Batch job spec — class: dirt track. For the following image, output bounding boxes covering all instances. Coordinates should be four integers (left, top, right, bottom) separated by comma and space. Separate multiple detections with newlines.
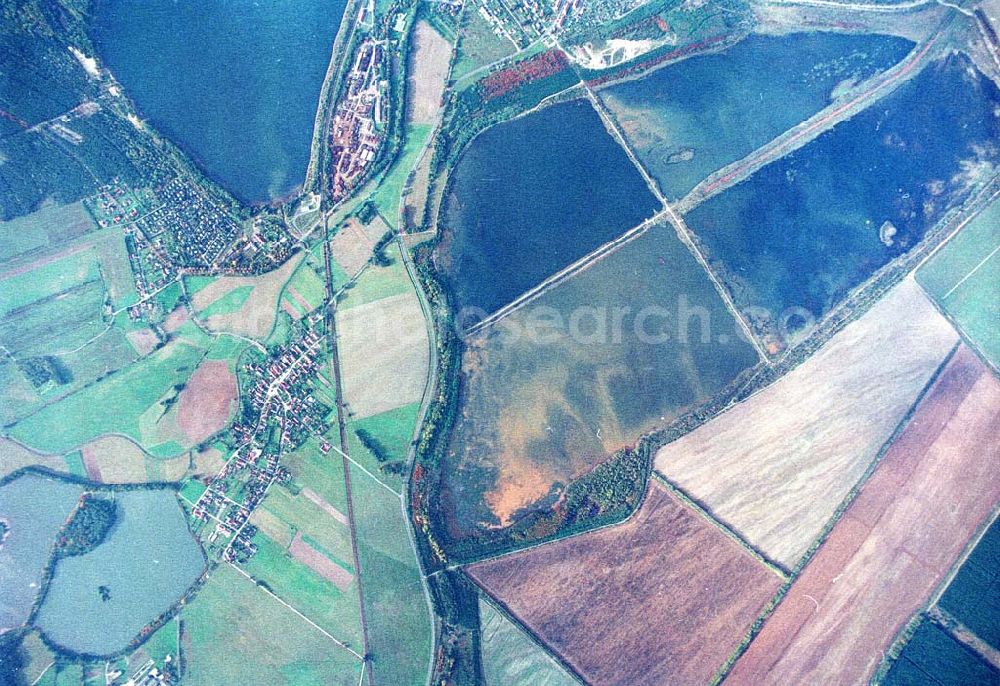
469, 482, 782, 686
728, 344, 1000, 684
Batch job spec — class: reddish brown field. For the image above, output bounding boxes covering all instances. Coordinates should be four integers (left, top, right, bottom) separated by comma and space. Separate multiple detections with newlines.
281, 297, 303, 320
468, 482, 783, 686
729, 344, 1000, 685
177, 361, 238, 444
289, 532, 354, 591
82, 450, 103, 482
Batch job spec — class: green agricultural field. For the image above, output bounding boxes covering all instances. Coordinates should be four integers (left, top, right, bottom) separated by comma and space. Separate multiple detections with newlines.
349, 462, 432, 686
266, 310, 294, 348
180, 565, 362, 686
256, 483, 355, 565
918, 199, 1000, 370
282, 437, 350, 512
198, 285, 254, 318
938, 517, 1000, 650
0, 279, 107, 357
451, 5, 518, 83
337, 243, 412, 310
0, 246, 101, 316
63, 450, 86, 478
202, 334, 248, 371
0, 320, 141, 427
371, 124, 434, 227
184, 275, 215, 295
308, 239, 350, 293
6, 630, 57, 686
9, 338, 208, 455
38, 662, 84, 686
132, 615, 180, 667
0, 201, 96, 264
282, 261, 327, 314
882, 618, 998, 685
0, 224, 139, 398
178, 478, 208, 506
93, 231, 139, 309
347, 401, 420, 492
479, 597, 579, 686
154, 281, 184, 317
242, 533, 363, 648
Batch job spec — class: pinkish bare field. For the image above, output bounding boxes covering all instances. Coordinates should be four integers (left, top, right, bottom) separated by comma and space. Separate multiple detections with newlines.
407, 21, 451, 124
729, 345, 1000, 684
177, 360, 238, 443
469, 482, 782, 685
336, 290, 428, 418
289, 532, 354, 591
656, 278, 957, 567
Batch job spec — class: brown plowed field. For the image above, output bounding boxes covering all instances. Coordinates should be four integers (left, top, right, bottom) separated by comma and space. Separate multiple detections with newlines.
177, 360, 238, 443
289, 532, 354, 592
729, 344, 1000, 685
468, 482, 782, 686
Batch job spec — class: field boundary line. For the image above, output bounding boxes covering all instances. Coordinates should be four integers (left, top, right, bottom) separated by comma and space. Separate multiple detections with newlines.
323, 220, 375, 685
912, 183, 1000, 377
650, 473, 789, 579
930, 606, 1000, 670
582, 86, 668, 208
708, 340, 962, 684
463, 209, 667, 337
473, 582, 590, 686
29, 661, 54, 686
874, 504, 1000, 683
659, 204, 769, 361
914, 185, 1000, 272
756, 169, 1000, 376
942, 242, 1000, 299
327, 440, 403, 499
677, 30, 944, 214
927, 505, 999, 608
228, 562, 365, 661
918, 282, 1000, 379
450, 36, 547, 89
572, 42, 768, 361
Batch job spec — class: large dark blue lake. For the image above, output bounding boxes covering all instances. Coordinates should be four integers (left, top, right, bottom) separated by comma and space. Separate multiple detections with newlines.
685, 55, 1000, 342
439, 99, 661, 316
600, 33, 915, 200
90, 0, 347, 203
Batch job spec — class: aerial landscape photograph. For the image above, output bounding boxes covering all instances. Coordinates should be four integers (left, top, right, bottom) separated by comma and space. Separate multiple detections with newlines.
0, 0, 997, 684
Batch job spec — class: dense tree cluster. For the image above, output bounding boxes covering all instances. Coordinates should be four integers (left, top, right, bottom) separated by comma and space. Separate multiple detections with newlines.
55, 494, 117, 558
